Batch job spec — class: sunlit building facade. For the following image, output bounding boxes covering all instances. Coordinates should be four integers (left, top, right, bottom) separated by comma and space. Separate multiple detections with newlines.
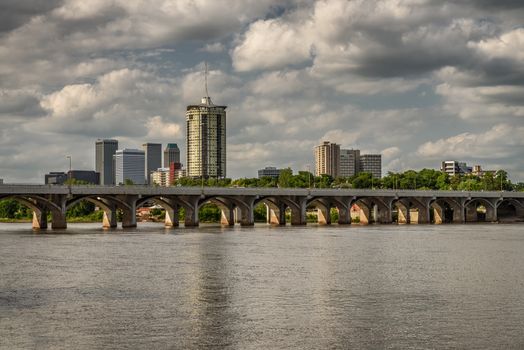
186, 96, 226, 179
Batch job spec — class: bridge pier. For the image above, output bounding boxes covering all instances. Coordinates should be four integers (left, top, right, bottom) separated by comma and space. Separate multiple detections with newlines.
267, 203, 286, 225
32, 209, 48, 230
220, 205, 235, 226
290, 198, 307, 225
376, 207, 392, 224
397, 202, 410, 224
337, 207, 351, 225
102, 208, 118, 229
164, 205, 179, 228
317, 205, 331, 225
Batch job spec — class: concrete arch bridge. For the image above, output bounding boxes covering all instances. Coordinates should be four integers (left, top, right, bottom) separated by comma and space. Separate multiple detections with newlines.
1, 185, 523, 230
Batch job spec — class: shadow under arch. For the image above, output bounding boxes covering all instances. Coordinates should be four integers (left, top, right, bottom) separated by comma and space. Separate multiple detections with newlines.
496, 198, 524, 222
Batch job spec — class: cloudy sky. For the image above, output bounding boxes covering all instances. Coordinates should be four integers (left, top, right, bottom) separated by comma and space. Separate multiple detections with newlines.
1, 0, 523, 182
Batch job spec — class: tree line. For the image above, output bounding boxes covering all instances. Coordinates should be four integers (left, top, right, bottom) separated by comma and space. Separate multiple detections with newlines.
174, 168, 522, 191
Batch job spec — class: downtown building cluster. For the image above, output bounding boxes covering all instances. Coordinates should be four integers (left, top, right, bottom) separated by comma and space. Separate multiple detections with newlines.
45, 93, 226, 186
315, 141, 382, 179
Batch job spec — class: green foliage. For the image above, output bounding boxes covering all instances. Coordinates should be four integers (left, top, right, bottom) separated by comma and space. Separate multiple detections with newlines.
199, 204, 221, 222
278, 168, 293, 188
174, 177, 232, 187
0, 199, 32, 219
66, 200, 95, 218
124, 178, 134, 185
254, 203, 267, 222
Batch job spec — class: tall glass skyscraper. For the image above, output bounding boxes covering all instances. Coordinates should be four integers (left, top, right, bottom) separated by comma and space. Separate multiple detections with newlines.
95, 139, 118, 185
186, 96, 226, 179
142, 143, 162, 184
115, 149, 146, 185
163, 143, 181, 168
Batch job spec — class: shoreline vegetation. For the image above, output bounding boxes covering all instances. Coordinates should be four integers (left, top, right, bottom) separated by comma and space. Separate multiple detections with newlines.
1, 169, 522, 223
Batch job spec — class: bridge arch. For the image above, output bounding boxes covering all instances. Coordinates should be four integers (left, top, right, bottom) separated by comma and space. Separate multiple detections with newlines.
496, 198, 524, 222
464, 198, 497, 222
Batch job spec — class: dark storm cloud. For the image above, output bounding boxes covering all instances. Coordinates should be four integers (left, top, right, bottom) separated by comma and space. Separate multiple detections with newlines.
442, 0, 524, 10
0, 0, 63, 33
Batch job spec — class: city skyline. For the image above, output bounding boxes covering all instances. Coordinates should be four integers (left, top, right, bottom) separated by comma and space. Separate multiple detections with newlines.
1, 1, 524, 183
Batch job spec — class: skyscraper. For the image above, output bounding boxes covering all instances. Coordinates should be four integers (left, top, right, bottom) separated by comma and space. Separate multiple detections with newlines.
186, 97, 226, 178
315, 141, 340, 177
163, 143, 181, 168
115, 149, 146, 185
143, 143, 162, 184
95, 139, 118, 185
339, 149, 360, 177
360, 154, 382, 178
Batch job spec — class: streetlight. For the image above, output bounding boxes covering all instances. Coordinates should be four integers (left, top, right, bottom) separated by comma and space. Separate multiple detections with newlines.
66, 155, 72, 195
306, 164, 311, 189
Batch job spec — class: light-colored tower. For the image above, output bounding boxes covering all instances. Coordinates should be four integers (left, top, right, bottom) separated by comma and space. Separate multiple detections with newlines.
186, 64, 226, 179
95, 139, 118, 185
142, 143, 162, 184
115, 149, 146, 185
315, 141, 340, 177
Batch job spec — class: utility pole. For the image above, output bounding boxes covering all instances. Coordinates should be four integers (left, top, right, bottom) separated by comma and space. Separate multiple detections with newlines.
66, 155, 72, 196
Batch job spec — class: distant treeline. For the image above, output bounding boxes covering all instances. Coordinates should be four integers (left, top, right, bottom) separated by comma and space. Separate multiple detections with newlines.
176, 168, 522, 192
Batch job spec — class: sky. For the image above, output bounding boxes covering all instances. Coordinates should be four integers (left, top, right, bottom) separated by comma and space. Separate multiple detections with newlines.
1, 0, 523, 183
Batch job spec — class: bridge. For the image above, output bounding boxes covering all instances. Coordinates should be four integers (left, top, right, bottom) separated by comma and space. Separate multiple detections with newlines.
0, 185, 523, 229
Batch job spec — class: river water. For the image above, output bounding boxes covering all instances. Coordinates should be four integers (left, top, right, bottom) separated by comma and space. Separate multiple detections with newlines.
0, 223, 523, 349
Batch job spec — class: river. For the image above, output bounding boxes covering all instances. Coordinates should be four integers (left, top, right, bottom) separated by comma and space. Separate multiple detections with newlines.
1, 223, 523, 349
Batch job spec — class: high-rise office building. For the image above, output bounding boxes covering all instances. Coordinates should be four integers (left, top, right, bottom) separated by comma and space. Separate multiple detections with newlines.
95, 139, 118, 185
339, 149, 360, 177
115, 149, 146, 185
186, 96, 226, 178
360, 154, 382, 178
315, 141, 340, 177
163, 143, 181, 168
143, 143, 162, 184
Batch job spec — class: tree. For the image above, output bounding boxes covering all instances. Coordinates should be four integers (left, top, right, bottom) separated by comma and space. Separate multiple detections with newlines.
278, 168, 293, 188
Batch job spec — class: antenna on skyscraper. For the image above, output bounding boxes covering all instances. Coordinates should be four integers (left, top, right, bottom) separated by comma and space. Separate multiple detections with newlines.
204, 61, 209, 98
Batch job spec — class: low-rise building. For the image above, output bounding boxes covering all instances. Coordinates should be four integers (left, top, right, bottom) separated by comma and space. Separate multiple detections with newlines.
441, 161, 472, 176
169, 162, 184, 184
151, 168, 170, 187
258, 167, 282, 179
45, 172, 67, 184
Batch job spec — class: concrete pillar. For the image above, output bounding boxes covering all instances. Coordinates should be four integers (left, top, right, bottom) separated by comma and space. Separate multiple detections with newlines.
376, 206, 392, 224
164, 205, 179, 228
51, 210, 67, 229
317, 205, 331, 225
220, 206, 235, 226
397, 203, 410, 224
102, 209, 117, 229
465, 205, 478, 222
291, 200, 307, 225
359, 205, 370, 225
184, 206, 199, 227
433, 204, 443, 224
337, 207, 351, 225
485, 203, 497, 222
452, 204, 465, 224
122, 201, 137, 228
32, 209, 47, 230
234, 207, 242, 224
412, 205, 430, 224
240, 203, 255, 226
267, 203, 285, 225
